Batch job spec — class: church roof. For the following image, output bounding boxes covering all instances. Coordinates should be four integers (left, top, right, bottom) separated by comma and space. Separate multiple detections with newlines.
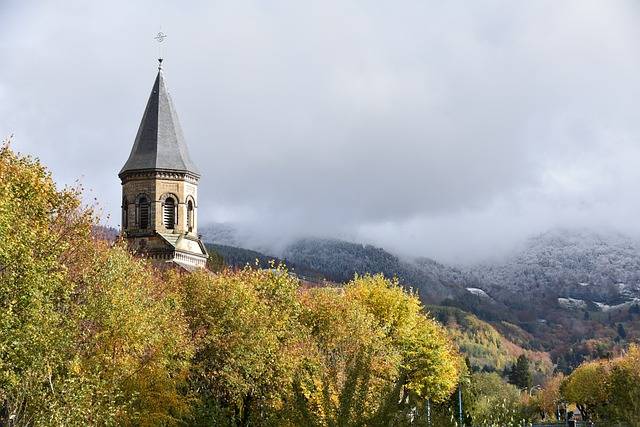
119, 65, 200, 178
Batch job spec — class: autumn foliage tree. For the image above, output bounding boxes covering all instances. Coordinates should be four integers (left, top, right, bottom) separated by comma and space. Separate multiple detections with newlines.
177, 265, 306, 426
536, 372, 564, 420
605, 344, 640, 425
66, 246, 193, 426
178, 271, 462, 426
292, 275, 461, 426
0, 142, 191, 426
0, 141, 93, 425
561, 344, 640, 425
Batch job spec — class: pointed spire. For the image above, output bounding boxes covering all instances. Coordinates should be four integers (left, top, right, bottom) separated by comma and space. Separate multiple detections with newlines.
119, 66, 200, 178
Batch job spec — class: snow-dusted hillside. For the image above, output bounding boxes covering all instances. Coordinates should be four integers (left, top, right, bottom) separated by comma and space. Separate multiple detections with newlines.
470, 228, 640, 306
199, 223, 243, 247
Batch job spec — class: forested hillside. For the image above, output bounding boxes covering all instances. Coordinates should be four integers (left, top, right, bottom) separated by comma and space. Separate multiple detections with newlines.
282, 238, 465, 302
427, 305, 553, 378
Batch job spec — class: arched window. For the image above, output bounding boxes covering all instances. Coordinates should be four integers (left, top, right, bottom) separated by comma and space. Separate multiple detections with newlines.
187, 200, 194, 232
164, 197, 175, 229
138, 197, 149, 229
122, 197, 128, 229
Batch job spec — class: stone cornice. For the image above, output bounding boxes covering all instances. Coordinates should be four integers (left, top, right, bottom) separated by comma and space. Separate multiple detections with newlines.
119, 168, 200, 184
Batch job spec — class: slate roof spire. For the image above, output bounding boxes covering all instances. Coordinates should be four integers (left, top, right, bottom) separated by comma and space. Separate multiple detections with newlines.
119, 62, 200, 179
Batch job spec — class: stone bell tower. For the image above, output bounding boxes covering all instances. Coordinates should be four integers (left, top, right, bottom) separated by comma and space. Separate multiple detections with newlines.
119, 59, 208, 269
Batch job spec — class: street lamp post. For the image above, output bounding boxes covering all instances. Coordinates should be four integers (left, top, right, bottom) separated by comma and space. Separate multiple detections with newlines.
520, 385, 541, 396
530, 385, 541, 397
458, 387, 463, 427
458, 375, 471, 427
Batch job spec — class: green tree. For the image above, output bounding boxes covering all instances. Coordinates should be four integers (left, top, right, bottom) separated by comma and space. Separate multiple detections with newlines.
470, 372, 523, 426
205, 249, 226, 272
508, 354, 532, 389
556, 355, 569, 375
617, 322, 627, 338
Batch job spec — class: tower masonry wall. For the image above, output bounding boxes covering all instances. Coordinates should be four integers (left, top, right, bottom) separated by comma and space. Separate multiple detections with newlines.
121, 174, 199, 236
154, 178, 198, 235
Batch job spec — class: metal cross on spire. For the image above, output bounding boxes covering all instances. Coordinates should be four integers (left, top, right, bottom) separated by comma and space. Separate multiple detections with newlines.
154, 30, 167, 68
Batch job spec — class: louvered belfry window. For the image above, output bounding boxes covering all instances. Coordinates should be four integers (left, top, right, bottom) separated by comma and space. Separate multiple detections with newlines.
139, 197, 149, 229
122, 197, 128, 229
187, 200, 194, 231
164, 198, 175, 229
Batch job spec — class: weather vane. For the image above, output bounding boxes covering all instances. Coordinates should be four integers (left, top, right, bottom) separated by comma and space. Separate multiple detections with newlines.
154, 30, 167, 67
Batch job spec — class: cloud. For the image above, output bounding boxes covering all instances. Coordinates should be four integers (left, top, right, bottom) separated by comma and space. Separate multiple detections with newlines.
2, 0, 640, 262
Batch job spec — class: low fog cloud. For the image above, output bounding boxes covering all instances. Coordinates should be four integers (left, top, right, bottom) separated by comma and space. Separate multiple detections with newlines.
2, 0, 640, 262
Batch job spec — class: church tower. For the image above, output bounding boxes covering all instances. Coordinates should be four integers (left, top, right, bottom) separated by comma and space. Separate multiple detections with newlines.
119, 60, 208, 269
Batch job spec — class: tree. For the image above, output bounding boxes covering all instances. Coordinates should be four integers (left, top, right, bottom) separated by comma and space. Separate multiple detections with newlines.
293, 283, 395, 426
555, 355, 569, 375
348, 275, 462, 401
0, 142, 192, 426
64, 245, 193, 426
560, 360, 608, 422
0, 141, 93, 426
561, 346, 640, 425
508, 354, 532, 389
179, 264, 305, 426
617, 323, 627, 338
536, 373, 564, 420
603, 344, 640, 426
205, 249, 225, 272
470, 372, 522, 426
292, 274, 461, 426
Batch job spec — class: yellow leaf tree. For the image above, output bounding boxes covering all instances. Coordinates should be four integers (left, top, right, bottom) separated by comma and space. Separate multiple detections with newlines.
0, 142, 192, 426
293, 274, 461, 426
179, 265, 306, 426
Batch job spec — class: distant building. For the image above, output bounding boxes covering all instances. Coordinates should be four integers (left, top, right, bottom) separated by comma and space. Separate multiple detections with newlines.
118, 59, 208, 270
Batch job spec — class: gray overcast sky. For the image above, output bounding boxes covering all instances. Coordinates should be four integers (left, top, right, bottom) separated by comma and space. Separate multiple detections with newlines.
2, 0, 640, 263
